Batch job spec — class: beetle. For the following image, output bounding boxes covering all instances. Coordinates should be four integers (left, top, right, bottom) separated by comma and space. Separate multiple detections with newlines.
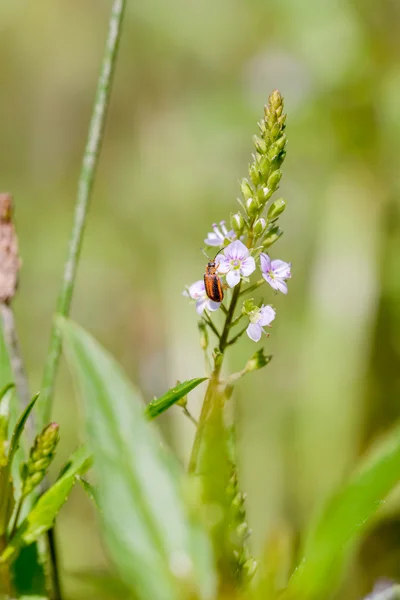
204, 249, 224, 302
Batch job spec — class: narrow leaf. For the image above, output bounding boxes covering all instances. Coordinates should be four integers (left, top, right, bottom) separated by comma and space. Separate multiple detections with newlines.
58, 317, 216, 600
8, 393, 39, 467
286, 424, 400, 600
0, 445, 91, 563
146, 378, 207, 419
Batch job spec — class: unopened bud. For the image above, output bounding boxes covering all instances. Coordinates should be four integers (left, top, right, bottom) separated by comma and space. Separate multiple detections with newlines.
267, 169, 282, 191
240, 179, 253, 200
258, 155, 270, 179
242, 298, 255, 314
230, 212, 244, 236
197, 320, 208, 351
243, 558, 258, 580
263, 225, 283, 248
21, 422, 60, 497
267, 198, 286, 220
253, 218, 267, 237
253, 136, 267, 154
245, 197, 259, 217
249, 163, 261, 186
245, 348, 272, 373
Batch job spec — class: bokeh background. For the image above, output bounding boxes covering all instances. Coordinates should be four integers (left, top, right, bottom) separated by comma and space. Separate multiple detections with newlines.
1, 0, 400, 598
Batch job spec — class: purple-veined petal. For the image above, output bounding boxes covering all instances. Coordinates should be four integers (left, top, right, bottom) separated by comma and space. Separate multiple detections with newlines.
195, 297, 208, 314
240, 255, 256, 276
224, 240, 248, 261
226, 269, 241, 287
262, 272, 279, 291
189, 280, 206, 299
271, 259, 291, 279
260, 253, 272, 274
207, 299, 221, 312
259, 305, 276, 326
274, 278, 288, 294
247, 323, 262, 342
216, 256, 230, 274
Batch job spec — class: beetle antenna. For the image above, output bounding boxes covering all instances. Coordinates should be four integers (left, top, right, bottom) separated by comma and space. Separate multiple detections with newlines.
201, 248, 210, 259
212, 248, 224, 261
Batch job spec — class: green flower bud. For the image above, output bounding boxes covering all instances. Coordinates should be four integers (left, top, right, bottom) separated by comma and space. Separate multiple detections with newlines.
253, 217, 267, 237
245, 348, 272, 373
267, 169, 282, 192
258, 155, 270, 179
242, 298, 256, 314
245, 196, 259, 217
263, 225, 283, 248
242, 558, 258, 580
267, 198, 286, 220
249, 163, 261, 186
253, 135, 267, 154
240, 179, 253, 200
21, 422, 60, 497
197, 321, 208, 351
230, 212, 244, 236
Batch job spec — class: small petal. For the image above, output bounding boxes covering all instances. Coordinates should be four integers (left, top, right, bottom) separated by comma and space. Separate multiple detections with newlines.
247, 323, 262, 342
195, 297, 207, 314
226, 269, 241, 287
274, 279, 288, 294
260, 253, 271, 274
224, 240, 248, 261
216, 256, 230, 274
240, 255, 256, 276
204, 233, 223, 246
271, 259, 291, 279
207, 300, 221, 312
189, 280, 206, 299
259, 305, 276, 326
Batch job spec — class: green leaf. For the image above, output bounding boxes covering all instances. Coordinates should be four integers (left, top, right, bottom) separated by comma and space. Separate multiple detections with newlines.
0, 445, 91, 564
146, 378, 207, 419
8, 393, 39, 468
58, 316, 216, 600
0, 384, 15, 466
285, 424, 400, 600
76, 476, 100, 510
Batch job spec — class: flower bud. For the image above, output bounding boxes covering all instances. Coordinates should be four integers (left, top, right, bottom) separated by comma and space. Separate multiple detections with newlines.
230, 212, 244, 236
267, 169, 282, 192
267, 198, 286, 220
249, 163, 261, 186
245, 348, 272, 373
253, 135, 266, 154
242, 298, 255, 314
21, 422, 60, 497
242, 558, 258, 580
245, 196, 259, 217
253, 217, 267, 237
258, 155, 270, 179
240, 179, 253, 200
263, 225, 283, 248
197, 320, 208, 351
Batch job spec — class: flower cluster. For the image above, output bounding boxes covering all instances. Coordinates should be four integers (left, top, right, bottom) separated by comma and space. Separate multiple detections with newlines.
184, 90, 291, 344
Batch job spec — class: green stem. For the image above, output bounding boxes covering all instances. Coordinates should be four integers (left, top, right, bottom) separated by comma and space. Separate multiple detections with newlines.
202, 313, 220, 339
9, 495, 24, 539
38, 0, 126, 428
188, 284, 241, 474
239, 278, 264, 296
0, 534, 13, 597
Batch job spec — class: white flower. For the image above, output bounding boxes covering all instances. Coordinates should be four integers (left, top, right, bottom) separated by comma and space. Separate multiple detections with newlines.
217, 240, 256, 287
204, 220, 236, 247
184, 280, 221, 315
246, 305, 276, 342
260, 253, 291, 294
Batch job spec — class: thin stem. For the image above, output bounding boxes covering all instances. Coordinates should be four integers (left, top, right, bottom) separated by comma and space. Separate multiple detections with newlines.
226, 324, 248, 346
10, 495, 24, 539
202, 313, 220, 339
239, 278, 264, 296
38, 0, 126, 428
182, 407, 198, 427
188, 284, 241, 474
0, 303, 34, 441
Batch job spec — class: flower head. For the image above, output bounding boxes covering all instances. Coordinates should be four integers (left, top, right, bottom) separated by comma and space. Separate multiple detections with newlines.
184, 280, 221, 315
260, 253, 291, 294
217, 240, 256, 287
246, 305, 276, 342
204, 220, 236, 247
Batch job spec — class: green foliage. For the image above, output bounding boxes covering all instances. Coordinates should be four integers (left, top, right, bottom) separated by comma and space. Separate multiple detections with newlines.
58, 316, 217, 600
0, 445, 91, 564
146, 378, 207, 419
285, 424, 400, 600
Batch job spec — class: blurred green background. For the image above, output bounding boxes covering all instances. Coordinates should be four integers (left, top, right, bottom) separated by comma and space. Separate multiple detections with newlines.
1, 0, 400, 598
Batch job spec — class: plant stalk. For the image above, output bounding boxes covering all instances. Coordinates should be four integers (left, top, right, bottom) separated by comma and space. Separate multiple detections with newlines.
39, 0, 126, 428
188, 284, 241, 474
